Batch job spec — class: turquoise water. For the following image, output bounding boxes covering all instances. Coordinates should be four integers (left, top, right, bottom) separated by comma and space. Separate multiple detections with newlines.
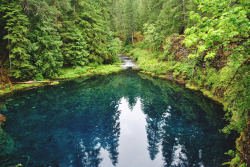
0, 69, 234, 167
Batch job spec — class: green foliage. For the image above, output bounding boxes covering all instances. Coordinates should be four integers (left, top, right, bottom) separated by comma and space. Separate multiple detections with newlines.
223, 64, 249, 133
139, 59, 168, 75
60, 20, 89, 66
34, 73, 44, 81
3, 2, 34, 80
90, 65, 122, 74
185, 0, 250, 62
75, 0, 113, 64
156, 0, 197, 35
162, 37, 172, 60
58, 67, 88, 79
134, 41, 149, 50
222, 150, 247, 167
204, 68, 219, 87
30, 20, 63, 78
121, 45, 133, 54
143, 23, 164, 51
0, 0, 121, 80
124, 0, 138, 44
73, 66, 89, 75
129, 48, 169, 74
129, 48, 152, 59
107, 37, 122, 63
57, 65, 121, 79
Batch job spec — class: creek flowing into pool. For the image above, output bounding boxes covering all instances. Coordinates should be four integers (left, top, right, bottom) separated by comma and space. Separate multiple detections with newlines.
0, 55, 234, 167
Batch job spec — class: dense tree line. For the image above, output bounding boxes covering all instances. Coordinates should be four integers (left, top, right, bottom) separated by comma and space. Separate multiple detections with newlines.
110, 0, 198, 44
110, 0, 249, 166
0, 0, 249, 165
0, 0, 120, 80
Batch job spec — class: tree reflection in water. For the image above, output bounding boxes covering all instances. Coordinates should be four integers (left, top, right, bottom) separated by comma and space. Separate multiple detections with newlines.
0, 69, 234, 166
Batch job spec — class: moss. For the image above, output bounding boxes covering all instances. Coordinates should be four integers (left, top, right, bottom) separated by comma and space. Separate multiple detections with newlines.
0, 83, 44, 97
235, 121, 250, 165
50, 82, 60, 86
0, 65, 123, 97
13, 83, 42, 90
186, 83, 199, 91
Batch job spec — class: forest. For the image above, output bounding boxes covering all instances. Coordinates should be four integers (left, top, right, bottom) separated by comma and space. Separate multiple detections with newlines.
0, 0, 249, 166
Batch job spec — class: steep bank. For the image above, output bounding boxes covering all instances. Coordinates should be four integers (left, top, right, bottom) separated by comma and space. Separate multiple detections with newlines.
125, 35, 249, 166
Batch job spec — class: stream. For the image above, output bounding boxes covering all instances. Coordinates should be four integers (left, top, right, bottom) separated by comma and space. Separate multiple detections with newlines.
0, 55, 234, 167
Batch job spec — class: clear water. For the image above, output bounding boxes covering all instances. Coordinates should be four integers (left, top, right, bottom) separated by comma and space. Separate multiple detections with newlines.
0, 69, 234, 167
118, 54, 138, 69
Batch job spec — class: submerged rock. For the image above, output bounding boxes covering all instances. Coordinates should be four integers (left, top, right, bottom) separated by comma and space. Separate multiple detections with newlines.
0, 114, 6, 126
0, 127, 14, 158
0, 103, 7, 112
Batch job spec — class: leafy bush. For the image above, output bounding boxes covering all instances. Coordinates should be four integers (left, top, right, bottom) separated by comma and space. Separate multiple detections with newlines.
139, 58, 168, 74
121, 45, 133, 53
133, 41, 149, 50
129, 48, 151, 60
143, 23, 164, 51
107, 37, 122, 63
74, 66, 89, 75
162, 37, 172, 60
88, 63, 100, 68
222, 150, 247, 167
34, 73, 44, 81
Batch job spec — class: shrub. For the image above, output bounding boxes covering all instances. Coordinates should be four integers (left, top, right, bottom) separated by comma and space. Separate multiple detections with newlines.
74, 66, 89, 75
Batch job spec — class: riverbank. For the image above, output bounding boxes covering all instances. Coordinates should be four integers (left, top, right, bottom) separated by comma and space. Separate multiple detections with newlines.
139, 70, 226, 105
123, 41, 249, 166
0, 64, 123, 97
0, 64, 123, 155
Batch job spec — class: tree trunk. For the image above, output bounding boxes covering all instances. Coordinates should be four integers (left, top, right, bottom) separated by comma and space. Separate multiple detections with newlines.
8, 31, 11, 68
132, 31, 134, 44
74, 3, 76, 26
182, 0, 187, 32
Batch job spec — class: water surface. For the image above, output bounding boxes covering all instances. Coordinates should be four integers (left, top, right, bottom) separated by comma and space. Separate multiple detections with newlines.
0, 69, 234, 167
118, 54, 138, 69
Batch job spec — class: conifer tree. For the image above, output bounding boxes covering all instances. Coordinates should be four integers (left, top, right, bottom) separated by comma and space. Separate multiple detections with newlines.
157, 0, 187, 35
124, 0, 137, 44
31, 20, 63, 79
3, 2, 34, 80
75, 0, 112, 64
60, 20, 89, 66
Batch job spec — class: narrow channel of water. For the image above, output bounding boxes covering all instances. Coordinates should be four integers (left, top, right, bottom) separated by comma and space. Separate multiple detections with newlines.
118, 54, 138, 69
0, 56, 234, 167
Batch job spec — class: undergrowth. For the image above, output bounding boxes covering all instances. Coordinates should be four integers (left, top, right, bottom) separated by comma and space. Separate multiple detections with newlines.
125, 33, 249, 166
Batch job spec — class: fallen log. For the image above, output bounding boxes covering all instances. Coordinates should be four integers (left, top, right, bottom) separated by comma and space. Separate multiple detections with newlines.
12, 80, 60, 84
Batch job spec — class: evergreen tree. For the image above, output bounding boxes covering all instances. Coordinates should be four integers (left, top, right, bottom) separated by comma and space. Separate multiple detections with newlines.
3, 2, 34, 80
124, 0, 137, 44
60, 20, 89, 66
110, 0, 125, 34
156, 0, 195, 35
75, 0, 112, 64
30, 20, 63, 79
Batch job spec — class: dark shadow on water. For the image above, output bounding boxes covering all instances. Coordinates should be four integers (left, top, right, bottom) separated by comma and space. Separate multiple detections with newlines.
0, 69, 235, 167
